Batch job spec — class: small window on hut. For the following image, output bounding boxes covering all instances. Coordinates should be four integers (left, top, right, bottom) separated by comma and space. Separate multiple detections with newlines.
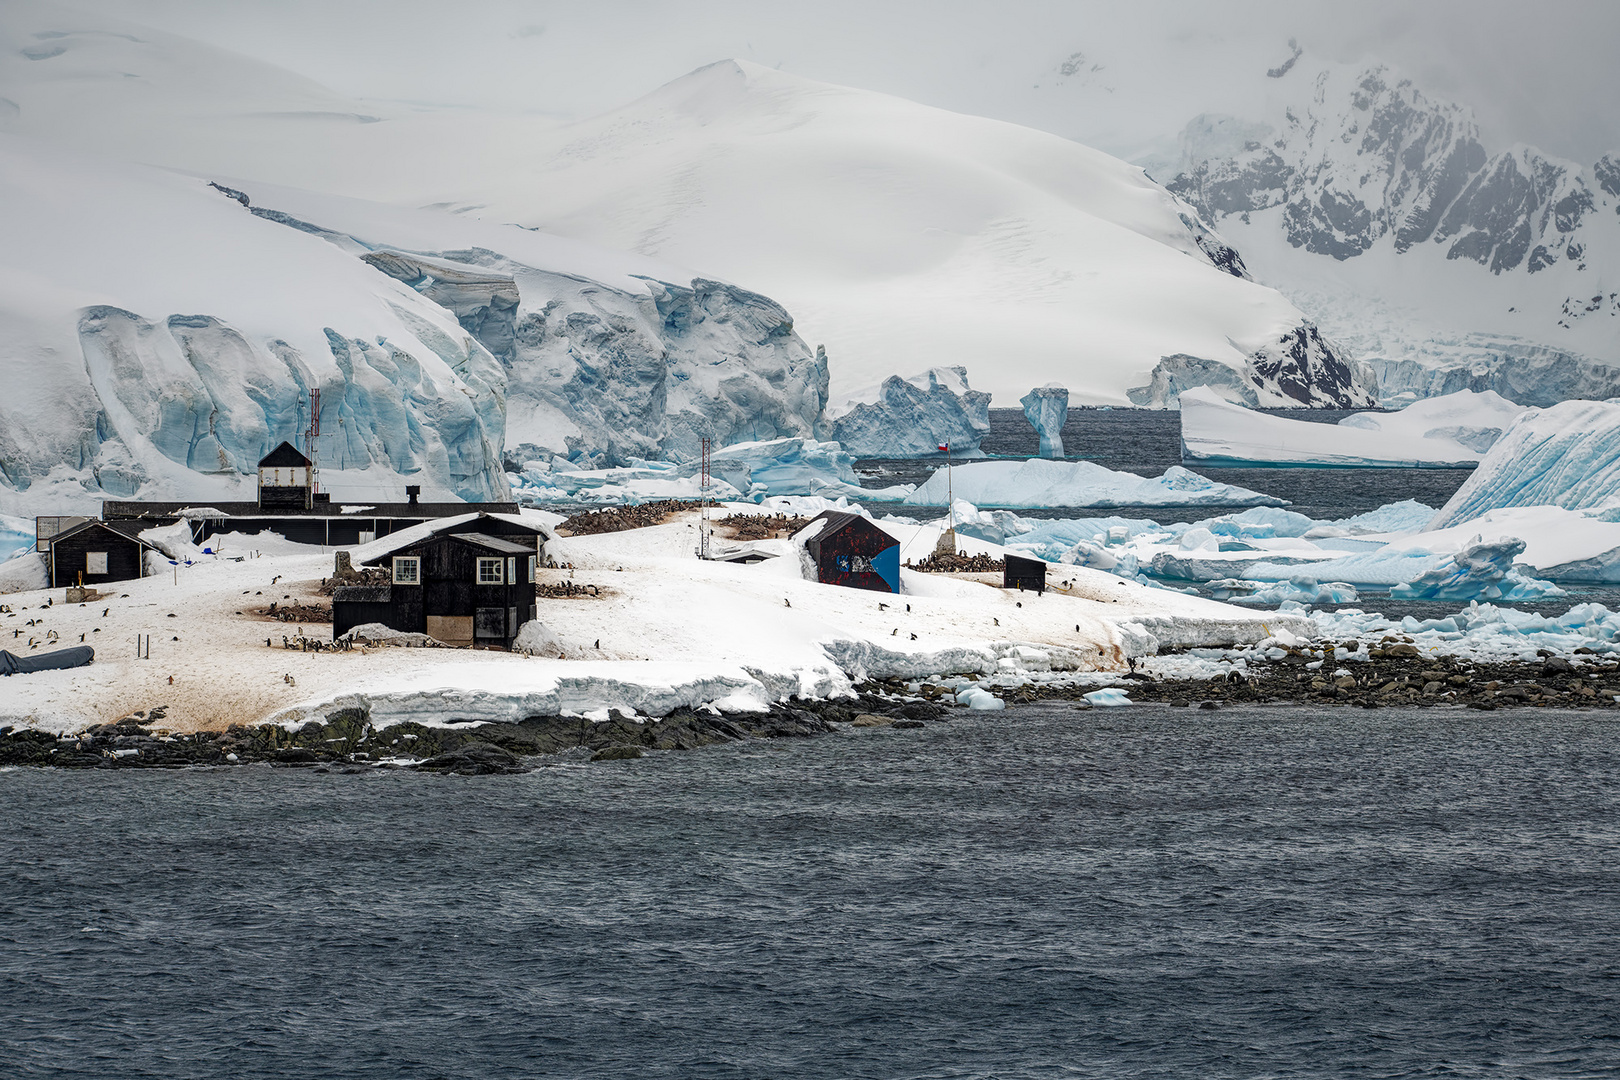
528, 555, 537, 584
477, 557, 504, 585
86, 551, 108, 575
392, 556, 420, 585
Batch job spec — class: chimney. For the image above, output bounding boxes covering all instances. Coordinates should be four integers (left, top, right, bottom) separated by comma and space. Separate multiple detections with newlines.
406, 485, 421, 506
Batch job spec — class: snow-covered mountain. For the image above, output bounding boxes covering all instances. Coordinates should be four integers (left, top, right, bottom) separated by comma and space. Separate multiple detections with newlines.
410, 59, 1371, 408
1148, 56, 1620, 404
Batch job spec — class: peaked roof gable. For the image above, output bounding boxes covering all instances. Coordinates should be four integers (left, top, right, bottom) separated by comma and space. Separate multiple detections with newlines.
258, 441, 312, 469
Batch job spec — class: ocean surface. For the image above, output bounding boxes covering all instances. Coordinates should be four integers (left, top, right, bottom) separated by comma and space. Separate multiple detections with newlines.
855, 407, 1474, 521
5, 704, 1620, 1078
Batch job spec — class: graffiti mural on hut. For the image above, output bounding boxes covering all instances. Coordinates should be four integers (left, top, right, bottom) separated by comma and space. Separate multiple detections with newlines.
798, 511, 901, 593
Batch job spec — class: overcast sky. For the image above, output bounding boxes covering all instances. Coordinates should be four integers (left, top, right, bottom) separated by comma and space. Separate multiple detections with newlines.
69, 0, 1620, 163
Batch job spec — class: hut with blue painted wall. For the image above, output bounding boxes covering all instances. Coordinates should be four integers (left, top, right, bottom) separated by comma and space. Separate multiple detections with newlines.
797, 511, 900, 593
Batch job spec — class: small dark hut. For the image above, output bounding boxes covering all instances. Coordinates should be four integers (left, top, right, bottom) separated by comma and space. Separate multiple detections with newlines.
799, 511, 900, 593
333, 517, 551, 648
1003, 553, 1047, 595
46, 520, 159, 589
257, 441, 313, 511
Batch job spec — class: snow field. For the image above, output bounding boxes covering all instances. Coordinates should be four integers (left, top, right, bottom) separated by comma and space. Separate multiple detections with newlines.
0, 506, 1296, 733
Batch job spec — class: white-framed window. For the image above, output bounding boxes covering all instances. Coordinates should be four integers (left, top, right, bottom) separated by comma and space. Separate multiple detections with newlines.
86, 551, 108, 575
392, 556, 420, 585
528, 555, 537, 584
477, 557, 504, 584
506, 557, 516, 585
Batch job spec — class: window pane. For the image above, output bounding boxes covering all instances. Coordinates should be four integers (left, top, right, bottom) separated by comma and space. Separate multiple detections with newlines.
86, 552, 108, 575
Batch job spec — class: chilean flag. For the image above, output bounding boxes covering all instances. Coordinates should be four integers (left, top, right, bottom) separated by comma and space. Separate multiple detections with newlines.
937, 441, 949, 452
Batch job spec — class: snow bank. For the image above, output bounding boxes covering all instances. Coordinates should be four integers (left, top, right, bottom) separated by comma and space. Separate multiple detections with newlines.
904, 459, 1286, 508
1179, 387, 1526, 467
1432, 399, 1620, 527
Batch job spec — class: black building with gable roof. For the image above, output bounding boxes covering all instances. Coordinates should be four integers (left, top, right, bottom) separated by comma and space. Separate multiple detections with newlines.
798, 511, 901, 593
46, 520, 161, 589
331, 516, 551, 649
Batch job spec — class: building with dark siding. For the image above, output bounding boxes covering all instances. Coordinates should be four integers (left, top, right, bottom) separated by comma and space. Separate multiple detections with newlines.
332, 515, 552, 649
46, 520, 160, 589
798, 511, 901, 593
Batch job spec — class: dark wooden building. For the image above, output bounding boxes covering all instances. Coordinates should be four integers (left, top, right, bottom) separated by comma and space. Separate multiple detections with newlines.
332, 517, 551, 649
46, 520, 160, 589
799, 511, 900, 593
1003, 553, 1047, 594
258, 441, 314, 511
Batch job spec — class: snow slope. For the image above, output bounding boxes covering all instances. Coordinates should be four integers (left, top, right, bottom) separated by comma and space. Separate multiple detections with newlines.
1180, 387, 1528, 467
409, 60, 1371, 407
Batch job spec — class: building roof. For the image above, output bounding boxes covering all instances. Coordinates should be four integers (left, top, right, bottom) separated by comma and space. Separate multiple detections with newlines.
333, 585, 393, 603
445, 533, 537, 555
355, 512, 554, 565
258, 441, 312, 469
51, 519, 160, 549
796, 510, 894, 545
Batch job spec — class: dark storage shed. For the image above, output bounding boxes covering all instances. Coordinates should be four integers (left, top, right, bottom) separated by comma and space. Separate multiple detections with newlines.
47, 520, 158, 589
337, 524, 545, 649
258, 441, 313, 511
1003, 553, 1047, 594
799, 511, 900, 593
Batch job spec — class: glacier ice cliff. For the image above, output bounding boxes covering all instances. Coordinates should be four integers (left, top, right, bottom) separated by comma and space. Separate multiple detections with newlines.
826, 368, 991, 458
1020, 386, 1068, 458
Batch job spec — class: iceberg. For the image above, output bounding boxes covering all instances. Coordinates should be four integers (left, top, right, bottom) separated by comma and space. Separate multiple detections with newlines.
1388, 537, 1565, 602
1020, 386, 1069, 458
904, 459, 1287, 509
1311, 603, 1620, 662
1179, 387, 1528, 467
1209, 577, 1359, 606
1431, 399, 1620, 527
826, 368, 991, 458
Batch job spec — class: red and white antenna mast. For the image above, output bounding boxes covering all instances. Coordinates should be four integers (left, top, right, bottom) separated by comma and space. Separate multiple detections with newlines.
303, 387, 321, 508
697, 436, 712, 560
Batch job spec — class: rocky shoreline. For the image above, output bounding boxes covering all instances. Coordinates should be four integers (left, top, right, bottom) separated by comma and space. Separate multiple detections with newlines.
3, 648, 1616, 775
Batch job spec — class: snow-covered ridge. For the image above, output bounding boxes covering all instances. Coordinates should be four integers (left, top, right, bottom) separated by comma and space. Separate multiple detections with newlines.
1151, 57, 1620, 404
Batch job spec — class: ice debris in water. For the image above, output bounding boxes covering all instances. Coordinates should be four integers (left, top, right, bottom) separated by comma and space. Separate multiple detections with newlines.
1209, 576, 1358, 606
1083, 687, 1133, 707
1309, 602, 1620, 661
956, 686, 1006, 711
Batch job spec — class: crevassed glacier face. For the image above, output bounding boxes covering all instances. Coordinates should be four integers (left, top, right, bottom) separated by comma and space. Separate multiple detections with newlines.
358, 248, 829, 469
826, 367, 991, 458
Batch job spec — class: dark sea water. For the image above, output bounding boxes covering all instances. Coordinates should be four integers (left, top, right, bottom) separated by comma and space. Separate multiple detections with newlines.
856, 408, 1473, 521
5, 704, 1620, 1079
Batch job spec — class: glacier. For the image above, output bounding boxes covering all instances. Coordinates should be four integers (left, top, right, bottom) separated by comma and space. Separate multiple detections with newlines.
826, 368, 991, 458
0, 136, 832, 515
1020, 386, 1069, 458
1180, 387, 1527, 467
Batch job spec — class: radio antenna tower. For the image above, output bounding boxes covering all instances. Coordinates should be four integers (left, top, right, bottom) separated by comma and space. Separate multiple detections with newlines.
696, 437, 709, 563
302, 387, 321, 509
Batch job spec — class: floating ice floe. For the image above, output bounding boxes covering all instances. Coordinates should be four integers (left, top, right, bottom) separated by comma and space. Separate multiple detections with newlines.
1432, 399, 1620, 527
1179, 387, 1527, 467
905, 460, 1286, 509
